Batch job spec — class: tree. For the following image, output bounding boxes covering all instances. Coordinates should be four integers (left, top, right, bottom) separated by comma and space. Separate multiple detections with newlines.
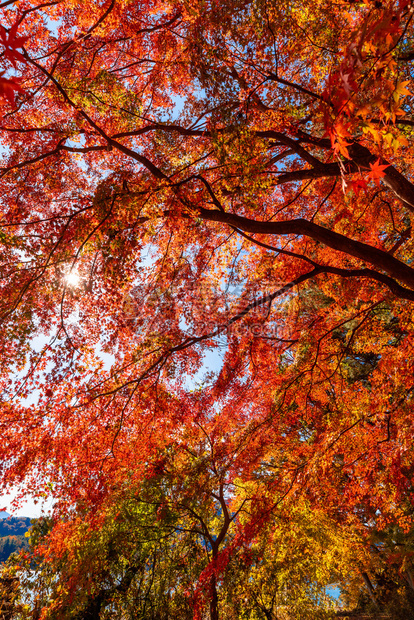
0, 0, 414, 616
1, 447, 355, 620
0, 565, 26, 620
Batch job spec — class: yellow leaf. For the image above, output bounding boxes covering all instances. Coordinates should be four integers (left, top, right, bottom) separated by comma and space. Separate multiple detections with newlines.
393, 80, 412, 102
393, 134, 409, 148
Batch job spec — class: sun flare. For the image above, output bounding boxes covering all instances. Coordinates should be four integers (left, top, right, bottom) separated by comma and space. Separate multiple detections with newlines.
65, 271, 80, 287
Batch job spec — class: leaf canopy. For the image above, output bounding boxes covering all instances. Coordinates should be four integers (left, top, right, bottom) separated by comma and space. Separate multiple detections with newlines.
1, 0, 414, 616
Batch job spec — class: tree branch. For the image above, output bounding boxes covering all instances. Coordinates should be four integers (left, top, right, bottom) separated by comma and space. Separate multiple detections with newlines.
196, 207, 414, 289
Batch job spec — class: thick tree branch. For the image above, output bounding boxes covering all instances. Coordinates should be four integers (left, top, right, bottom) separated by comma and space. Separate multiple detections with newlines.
196, 208, 414, 289
348, 143, 414, 212
230, 226, 414, 300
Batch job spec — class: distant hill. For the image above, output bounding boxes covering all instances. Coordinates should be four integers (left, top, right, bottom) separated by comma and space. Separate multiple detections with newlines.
0, 535, 28, 562
0, 517, 31, 537
0, 511, 10, 518
0, 517, 32, 563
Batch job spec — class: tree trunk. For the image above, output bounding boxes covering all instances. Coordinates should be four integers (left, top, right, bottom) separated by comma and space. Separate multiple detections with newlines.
210, 574, 219, 620
406, 567, 414, 593
361, 572, 380, 609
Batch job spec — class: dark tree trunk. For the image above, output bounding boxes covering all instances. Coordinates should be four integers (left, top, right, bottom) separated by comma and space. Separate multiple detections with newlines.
210, 574, 219, 620
361, 571, 380, 610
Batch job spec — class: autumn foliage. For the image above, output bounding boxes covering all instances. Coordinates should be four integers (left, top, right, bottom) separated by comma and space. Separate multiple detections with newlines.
1, 0, 414, 617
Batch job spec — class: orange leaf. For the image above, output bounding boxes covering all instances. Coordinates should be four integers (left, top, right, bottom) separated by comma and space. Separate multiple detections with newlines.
367, 159, 389, 186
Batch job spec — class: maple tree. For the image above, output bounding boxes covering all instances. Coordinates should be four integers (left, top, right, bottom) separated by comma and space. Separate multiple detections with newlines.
1, 0, 414, 616
0, 479, 363, 620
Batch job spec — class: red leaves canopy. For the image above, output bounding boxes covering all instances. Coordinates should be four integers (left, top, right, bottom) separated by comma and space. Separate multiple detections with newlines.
0, 0, 414, 609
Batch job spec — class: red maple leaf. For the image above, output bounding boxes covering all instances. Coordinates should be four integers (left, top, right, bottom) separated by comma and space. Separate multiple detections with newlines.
349, 177, 368, 196
0, 20, 28, 67
0, 74, 24, 104
367, 159, 389, 186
